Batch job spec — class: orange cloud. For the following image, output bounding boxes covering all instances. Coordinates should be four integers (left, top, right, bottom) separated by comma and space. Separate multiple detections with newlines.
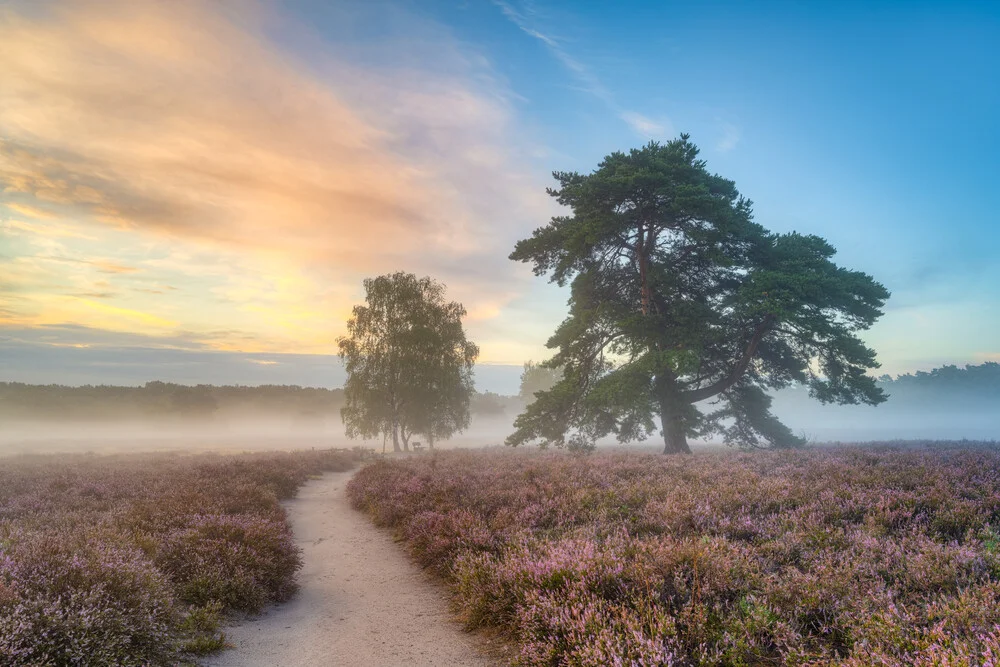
3, 218, 98, 240
0, 2, 548, 267
0, 0, 557, 360
3, 203, 56, 219
92, 260, 139, 274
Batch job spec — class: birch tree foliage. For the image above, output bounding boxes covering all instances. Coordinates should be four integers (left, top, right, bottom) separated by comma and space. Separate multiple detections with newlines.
338, 273, 478, 452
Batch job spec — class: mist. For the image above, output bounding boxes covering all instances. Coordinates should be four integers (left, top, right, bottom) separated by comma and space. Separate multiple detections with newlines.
0, 382, 525, 457
770, 389, 1000, 442
3, 391, 996, 460
0, 413, 521, 458
3, 361, 998, 458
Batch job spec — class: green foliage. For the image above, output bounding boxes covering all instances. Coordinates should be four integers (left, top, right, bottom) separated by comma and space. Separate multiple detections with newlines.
507, 136, 889, 452
883, 362, 1000, 400
179, 602, 230, 655
182, 632, 230, 656
154, 513, 302, 612
471, 391, 514, 417
518, 360, 563, 403
338, 272, 479, 451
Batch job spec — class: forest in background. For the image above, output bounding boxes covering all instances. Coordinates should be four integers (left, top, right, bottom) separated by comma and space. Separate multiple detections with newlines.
0, 380, 518, 422
1, 362, 997, 438
772, 362, 1000, 441
877, 362, 1000, 401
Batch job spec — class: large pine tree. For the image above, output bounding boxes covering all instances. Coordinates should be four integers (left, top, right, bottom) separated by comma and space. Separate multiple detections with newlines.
507, 136, 889, 453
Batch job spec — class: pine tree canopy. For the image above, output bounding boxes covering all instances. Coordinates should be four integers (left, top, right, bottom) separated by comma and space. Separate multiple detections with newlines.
506, 135, 890, 453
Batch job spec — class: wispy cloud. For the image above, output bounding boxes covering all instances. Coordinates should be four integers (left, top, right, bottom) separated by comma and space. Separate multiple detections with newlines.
492, 0, 670, 140
3, 203, 56, 219
0, 0, 554, 359
717, 121, 742, 152
26, 255, 138, 274
619, 111, 673, 139
0, 325, 526, 392
93, 261, 139, 274
492, 1, 612, 103
71, 291, 115, 299
3, 218, 98, 240
78, 299, 177, 330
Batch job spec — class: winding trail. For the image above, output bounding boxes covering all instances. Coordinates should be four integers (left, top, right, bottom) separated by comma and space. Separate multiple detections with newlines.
204, 470, 496, 667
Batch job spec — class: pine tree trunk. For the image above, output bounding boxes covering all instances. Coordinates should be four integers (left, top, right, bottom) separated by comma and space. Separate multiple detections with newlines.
428, 433, 435, 450
392, 422, 401, 453
660, 397, 692, 455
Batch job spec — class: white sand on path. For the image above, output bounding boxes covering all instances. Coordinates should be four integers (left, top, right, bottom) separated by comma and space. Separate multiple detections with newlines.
203, 470, 497, 667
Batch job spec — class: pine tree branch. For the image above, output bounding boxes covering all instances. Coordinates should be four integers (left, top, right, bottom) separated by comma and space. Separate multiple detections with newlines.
683, 314, 776, 402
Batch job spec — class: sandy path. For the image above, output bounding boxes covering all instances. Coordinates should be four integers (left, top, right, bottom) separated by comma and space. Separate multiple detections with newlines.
204, 471, 496, 667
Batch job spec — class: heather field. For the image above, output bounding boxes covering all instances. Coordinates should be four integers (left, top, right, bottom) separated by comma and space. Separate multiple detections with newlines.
0, 449, 356, 665
349, 444, 1000, 666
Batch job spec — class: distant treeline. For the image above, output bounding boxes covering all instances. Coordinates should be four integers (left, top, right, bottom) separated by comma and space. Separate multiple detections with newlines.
4, 363, 996, 423
878, 362, 1000, 402
0, 381, 522, 421
772, 362, 1000, 404
0, 382, 345, 420
772, 362, 1000, 442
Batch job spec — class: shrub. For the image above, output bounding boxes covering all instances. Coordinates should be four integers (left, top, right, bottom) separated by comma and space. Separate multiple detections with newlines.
155, 513, 302, 611
0, 533, 178, 666
0, 448, 355, 665
348, 444, 1000, 665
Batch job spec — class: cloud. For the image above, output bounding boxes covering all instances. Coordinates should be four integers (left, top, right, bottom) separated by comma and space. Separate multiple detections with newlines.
3, 203, 56, 219
493, 0, 612, 103
1, 3, 528, 261
493, 0, 669, 140
717, 122, 741, 152
2, 218, 98, 240
71, 292, 115, 299
78, 299, 177, 329
620, 112, 672, 139
0, 325, 525, 392
0, 0, 555, 359
30, 255, 140, 274
93, 260, 138, 274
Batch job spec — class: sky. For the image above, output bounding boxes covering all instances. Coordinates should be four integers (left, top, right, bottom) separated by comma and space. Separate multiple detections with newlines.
1, 0, 999, 394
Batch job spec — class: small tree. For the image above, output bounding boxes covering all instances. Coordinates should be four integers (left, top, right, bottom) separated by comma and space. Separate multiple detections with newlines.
338, 273, 479, 452
518, 361, 562, 404
507, 136, 889, 454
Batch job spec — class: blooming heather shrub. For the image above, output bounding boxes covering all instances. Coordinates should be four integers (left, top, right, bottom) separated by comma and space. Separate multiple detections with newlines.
348, 444, 1000, 665
0, 449, 355, 665
155, 513, 302, 611
0, 533, 177, 666
178, 600, 230, 655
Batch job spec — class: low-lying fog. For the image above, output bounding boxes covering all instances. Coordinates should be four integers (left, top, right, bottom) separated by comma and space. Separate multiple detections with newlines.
0, 414, 524, 457
3, 401, 997, 459
7, 362, 999, 457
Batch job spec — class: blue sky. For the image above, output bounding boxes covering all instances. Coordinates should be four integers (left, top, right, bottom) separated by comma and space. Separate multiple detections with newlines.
1, 0, 998, 392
